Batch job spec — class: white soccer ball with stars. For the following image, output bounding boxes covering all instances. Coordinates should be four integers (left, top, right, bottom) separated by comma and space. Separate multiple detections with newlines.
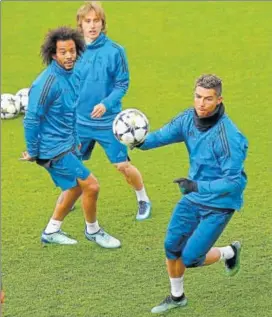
16, 88, 30, 113
113, 108, 149, 146
1, 93, 21, 119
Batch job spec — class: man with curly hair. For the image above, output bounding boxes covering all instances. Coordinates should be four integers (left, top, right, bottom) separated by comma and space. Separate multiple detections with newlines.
22, 26, 120, 248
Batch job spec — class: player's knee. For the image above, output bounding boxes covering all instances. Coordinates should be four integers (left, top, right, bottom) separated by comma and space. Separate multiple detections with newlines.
88, 182, 100, 195
85, 179, 100, 196
164, 237, 182, 259
182, 252, 204, 268
115, 162, 130, 174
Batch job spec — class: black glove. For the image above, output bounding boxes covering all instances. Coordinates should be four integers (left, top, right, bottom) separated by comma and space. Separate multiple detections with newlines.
129, 140, 145, 150
36, 158, 52, 168
173, 178, 198, 194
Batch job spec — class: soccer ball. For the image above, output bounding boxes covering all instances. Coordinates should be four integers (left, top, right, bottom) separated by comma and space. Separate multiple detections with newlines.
1, 94, 21, 119
113, 108, 149, 146
16, 88, 30, 113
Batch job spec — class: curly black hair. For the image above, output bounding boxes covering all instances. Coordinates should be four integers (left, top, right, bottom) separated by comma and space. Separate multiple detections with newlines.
40, 26, 85, 65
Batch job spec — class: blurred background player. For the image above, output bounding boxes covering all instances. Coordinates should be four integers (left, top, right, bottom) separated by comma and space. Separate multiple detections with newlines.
134, 74, 248, 313
22, 26, 120, 248
73, 1, 151, 220
0, 289, 4, 304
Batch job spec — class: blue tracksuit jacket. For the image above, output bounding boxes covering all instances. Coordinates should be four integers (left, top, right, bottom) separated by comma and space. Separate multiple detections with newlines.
24, 60, 79, 159
140, 108, 248, 210
75, 33, 129, 129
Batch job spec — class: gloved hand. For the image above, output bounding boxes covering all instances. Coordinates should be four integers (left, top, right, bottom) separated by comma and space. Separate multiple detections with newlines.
173, 178, 198, 194
129, 140, 145, 150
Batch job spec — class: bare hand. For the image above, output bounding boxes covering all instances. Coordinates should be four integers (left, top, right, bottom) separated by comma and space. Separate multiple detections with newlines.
19, 151, 35, 162
91, 103, 106, 118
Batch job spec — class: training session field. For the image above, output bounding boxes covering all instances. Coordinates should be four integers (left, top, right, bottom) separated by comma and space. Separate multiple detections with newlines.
1, 2, 271, 317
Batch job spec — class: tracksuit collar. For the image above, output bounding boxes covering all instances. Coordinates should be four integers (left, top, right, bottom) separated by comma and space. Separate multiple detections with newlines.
51, 60, 73, 76
193, 103, 225, 132
86, 32, 107, 49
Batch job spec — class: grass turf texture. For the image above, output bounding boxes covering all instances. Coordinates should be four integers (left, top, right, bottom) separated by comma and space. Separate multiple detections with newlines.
1, 2, 272, 317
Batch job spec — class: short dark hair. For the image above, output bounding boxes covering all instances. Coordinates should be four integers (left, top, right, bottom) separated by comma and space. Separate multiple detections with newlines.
40, 26, 85, 65
195, 74, 222, 96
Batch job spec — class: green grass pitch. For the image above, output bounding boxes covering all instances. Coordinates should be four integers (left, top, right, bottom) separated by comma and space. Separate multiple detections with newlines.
1, 1, 272, 317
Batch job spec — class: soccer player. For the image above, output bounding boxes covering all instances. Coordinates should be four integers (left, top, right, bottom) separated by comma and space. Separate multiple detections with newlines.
133, 74, 248, 313
22, 26, 120, 248
73, 1, 151, 220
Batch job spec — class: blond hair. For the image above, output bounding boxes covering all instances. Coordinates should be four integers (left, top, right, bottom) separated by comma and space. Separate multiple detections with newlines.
76, 1, 107, 34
